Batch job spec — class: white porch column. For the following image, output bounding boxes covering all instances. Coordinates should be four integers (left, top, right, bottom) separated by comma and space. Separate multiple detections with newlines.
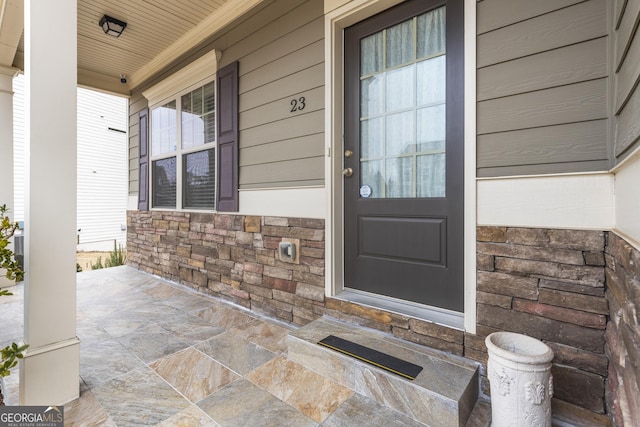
0, 67, 18, 289
20, 0, 80, 405
0, 67, 16, 219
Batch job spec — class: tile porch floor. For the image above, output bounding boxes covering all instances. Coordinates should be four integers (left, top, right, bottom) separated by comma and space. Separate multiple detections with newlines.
0, 266, 489, 426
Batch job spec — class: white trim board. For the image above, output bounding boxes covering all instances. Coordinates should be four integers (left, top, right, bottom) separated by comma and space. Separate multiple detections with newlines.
238, 187, 326, 219
477, 173, 615, 230
142, 50, 219, 107
129, 187, 327, 219
463, 0, 477, 334
614, 152, 640, 249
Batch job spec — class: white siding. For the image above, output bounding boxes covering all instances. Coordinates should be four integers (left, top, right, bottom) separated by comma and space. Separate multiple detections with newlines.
77, 88, 128, 251
13, 74, 128, 251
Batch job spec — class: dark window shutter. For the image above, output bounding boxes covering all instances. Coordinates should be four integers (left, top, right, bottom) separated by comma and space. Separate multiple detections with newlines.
138, 108, 149, 210
216, 61, 239, 212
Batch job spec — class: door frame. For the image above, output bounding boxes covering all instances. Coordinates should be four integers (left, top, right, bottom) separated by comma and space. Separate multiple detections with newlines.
324, 0, 477, 332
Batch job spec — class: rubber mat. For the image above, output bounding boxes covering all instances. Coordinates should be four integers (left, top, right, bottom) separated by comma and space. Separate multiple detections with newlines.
317, 335, 423, 380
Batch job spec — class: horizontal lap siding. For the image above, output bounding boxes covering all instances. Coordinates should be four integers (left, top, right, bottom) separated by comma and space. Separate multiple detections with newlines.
476, 0, 610, 177
128, 0, 324, 199
235, 3, 324, 189
614, 0, 640, 159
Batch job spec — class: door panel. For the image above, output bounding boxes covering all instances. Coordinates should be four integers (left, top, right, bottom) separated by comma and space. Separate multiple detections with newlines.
344, 0, 464, 312
359, 216, 446, 264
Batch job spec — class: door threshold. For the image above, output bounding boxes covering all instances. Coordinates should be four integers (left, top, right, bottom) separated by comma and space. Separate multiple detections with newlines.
335, 289, 465, 330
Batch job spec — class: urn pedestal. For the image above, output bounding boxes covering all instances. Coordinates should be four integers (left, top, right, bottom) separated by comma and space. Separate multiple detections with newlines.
486, 332, 554, 427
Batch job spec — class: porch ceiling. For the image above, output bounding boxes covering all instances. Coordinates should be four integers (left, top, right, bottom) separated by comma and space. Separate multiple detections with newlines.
1, 0, 264, 95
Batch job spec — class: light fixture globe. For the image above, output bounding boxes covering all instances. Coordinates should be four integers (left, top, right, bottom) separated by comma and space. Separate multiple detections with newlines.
99, 15, 127, 37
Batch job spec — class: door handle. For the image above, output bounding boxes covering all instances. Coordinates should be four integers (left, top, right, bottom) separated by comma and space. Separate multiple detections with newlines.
342, 168, 353, 177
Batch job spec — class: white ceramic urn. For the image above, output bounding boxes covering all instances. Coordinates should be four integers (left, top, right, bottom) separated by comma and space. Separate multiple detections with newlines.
485, 332, 555, 427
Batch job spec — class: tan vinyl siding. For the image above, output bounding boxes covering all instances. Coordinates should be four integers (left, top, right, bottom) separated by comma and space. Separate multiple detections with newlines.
477, 0, 585, 35
477, 38, 608, 102
128, 0, 323, 197
615, 0, 639, 70
234, 0, 324, 189
614, 0, 640, 159
477, 0, 610, 177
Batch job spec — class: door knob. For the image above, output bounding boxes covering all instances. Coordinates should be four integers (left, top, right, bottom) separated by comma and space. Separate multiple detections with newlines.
342, 168, 353, 177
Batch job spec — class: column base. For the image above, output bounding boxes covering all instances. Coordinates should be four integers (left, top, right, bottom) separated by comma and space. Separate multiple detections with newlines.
19, 337, 80, 405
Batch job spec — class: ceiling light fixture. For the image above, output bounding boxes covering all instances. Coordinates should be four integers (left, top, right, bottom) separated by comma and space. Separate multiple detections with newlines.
99, 15, 127, 37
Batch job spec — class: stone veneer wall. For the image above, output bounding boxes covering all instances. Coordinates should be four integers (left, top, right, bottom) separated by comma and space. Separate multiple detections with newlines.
470, 227, 609, 415
127, 211, 327, 325
604, 233, 640, 427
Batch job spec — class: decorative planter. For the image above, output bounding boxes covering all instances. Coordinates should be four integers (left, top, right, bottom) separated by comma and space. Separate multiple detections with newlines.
0, 273, 15, 289
486, 332, 554, 427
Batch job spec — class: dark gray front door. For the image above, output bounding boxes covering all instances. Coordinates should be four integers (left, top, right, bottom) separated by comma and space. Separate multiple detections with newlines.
344, 0, 464, 312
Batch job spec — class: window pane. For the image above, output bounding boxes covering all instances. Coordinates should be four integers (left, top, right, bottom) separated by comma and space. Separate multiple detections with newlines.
360, 32, 383, 76
417, 55, 446, 106
181, 92, 192, 114
361, 117, 384, 159
417, 7, 446, 59
182, 82, 215, 150
203, 113, 216, 145
386, 112, 414, 156
386, 19, 414, 68
183, 149, 215, 209
417, 105, 445, 152
152, 157, 176, 208
193, 87, 203, 116
151, 101, 176, 156
417, 153, 445, 197
360, 75, 384, 117
385, 64, 415, 112
386, 157, 413, 198
204, 83, 215, 112
361, 160, 384, 198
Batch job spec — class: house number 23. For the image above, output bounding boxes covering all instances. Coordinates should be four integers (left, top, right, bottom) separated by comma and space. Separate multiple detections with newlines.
290, 96, 306, 112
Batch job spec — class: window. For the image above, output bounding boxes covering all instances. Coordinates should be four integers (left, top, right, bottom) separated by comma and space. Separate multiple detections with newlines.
359, 7, 446, 199
140, 52, 238, 212
150, 81, 216, 209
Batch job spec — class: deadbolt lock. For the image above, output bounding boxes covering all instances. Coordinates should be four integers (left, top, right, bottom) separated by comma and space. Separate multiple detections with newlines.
344, 150, 353, 158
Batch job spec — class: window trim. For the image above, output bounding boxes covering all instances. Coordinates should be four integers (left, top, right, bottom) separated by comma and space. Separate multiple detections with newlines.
143, 50, 220, 107
143, 50, 220, 212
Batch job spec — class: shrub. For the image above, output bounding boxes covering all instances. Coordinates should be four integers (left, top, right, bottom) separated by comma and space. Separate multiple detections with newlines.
91, 256, 104, 270
105, 243, 125, 268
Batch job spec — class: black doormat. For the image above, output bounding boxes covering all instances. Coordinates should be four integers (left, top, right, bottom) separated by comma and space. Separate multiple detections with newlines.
317, 335, 423, 380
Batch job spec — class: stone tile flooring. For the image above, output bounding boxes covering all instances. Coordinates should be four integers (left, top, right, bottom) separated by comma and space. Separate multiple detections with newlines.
0, 266, 448, 426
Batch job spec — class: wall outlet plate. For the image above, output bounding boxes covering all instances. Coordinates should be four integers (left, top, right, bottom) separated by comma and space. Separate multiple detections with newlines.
279, 241, 296, 261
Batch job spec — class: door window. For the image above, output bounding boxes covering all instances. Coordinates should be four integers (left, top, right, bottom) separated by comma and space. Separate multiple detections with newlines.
359, 7, 446, 199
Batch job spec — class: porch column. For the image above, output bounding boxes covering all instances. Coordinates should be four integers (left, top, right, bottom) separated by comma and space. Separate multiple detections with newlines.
0, 67, 18, 289
20, 0, 80, 405
0, 67, 16, 221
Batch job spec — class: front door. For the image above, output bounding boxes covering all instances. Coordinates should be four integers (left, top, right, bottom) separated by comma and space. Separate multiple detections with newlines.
343, 0, 464, 312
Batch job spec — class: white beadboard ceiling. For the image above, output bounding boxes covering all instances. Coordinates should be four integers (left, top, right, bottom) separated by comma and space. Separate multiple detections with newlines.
2, 0, 265, 95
